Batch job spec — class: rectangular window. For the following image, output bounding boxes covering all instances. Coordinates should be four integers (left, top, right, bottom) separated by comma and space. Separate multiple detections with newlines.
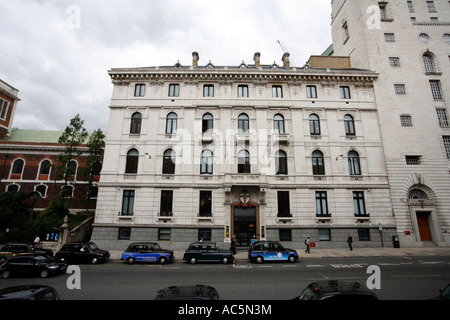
400, 115, 413, 127
384, 33, 395, 42
430, 80, 443, 100
406, 155, 421, 165
394, 84, 406, 95
407, 1, 414, 13
121, 190, 135, 216
203, 85, 214, 97
0, 98, 9, 119
277, 191, 291, 217
134, 84, 145, 97
198, 228, 212, 241
158, 228, 171, 241
315, 191, 329, 216
199, 191, 212, 217
319, 229, 331, 241
443, 136, 450, 159
169, 84, 180, 97
118, 227, 131, 240
358, 229, 370, 241
160, 190, 173, 216
379, 2, 392, 20
238, 85, 249, 98
353, 191, 367, 216
306, 85, 317, 98
279, 229, 292, 241
272, 85, 283, 98
437, 109, 449, 127
427, 1, 436, 12
340, 86, 351, 99
389, 57, 400, 67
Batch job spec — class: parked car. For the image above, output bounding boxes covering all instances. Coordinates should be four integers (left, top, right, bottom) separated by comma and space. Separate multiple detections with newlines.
248, 240, 298, 263
55, 242, 110, 264
1, 254, 67, 279
0, 242, 53, 262
155, 285, 221, 300
183, 242, 234, 265
292, 280, 379, 300
121, 242, 174, 264
0, 285, 59, 300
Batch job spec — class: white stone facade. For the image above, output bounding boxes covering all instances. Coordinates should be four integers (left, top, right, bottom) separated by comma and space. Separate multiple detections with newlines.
92, 54, 396, 250
331, 0, 450, 246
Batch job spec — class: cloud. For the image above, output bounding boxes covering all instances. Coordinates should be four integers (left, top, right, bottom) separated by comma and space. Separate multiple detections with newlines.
0, 0, 332, 132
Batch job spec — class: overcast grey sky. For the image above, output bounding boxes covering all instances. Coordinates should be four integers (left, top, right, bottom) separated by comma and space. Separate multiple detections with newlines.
0, 0, 332, 132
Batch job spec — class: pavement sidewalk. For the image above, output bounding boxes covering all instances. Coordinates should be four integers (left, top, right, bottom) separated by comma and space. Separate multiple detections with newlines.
109, 246, 450, 262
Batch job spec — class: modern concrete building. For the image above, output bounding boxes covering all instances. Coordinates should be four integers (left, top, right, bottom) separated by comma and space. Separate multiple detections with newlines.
330, 0, 450, 246
92, 53, 397, 251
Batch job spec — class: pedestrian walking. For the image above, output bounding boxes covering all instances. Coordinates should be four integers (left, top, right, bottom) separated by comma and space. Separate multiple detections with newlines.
305, 237, 310, 253
230, 236, 237, 255
34, 235, 40, 244
347, 233, 353, 251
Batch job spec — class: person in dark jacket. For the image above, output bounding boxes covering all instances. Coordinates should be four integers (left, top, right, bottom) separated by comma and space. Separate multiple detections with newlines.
347, 234, 353, 251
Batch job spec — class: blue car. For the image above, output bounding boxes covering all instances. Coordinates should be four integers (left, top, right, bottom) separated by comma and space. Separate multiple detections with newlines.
121, 242, 174, 264
248, 240, 298, 263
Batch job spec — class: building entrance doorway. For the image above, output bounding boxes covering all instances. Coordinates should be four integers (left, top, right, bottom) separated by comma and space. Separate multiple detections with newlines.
416, 212, 432, 241
233, 206, 257, 247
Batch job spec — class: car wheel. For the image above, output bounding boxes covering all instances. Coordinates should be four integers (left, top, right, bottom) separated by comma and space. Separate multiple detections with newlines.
222, 257, 229, 264
256, 256, 264, 264
2, 270, 11, 279
127, 257, 135, 265
159, 257, 167, 264
91, 257, 98, 264
288, 255, 296, 263
40, 269, 49, 278
190, 258, 197, 265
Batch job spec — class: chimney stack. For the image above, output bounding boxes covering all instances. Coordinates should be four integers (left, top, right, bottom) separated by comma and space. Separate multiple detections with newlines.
282, 52, 290, 68
253, 52, 261, 67
192, 52, 199, 67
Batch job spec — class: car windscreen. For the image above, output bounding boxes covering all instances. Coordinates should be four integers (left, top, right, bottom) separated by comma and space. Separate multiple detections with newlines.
88, 243, 99, 250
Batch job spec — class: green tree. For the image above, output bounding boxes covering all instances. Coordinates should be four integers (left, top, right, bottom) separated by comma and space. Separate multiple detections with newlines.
57, 114, 88, 184
82, 128, 105, 211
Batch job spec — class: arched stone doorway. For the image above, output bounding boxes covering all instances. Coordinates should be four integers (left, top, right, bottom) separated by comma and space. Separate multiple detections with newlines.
407, 185, 442, 244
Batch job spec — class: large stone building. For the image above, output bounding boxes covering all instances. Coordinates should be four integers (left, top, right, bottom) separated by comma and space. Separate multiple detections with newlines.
330, 0, 450, 246
92, 52, 397, 250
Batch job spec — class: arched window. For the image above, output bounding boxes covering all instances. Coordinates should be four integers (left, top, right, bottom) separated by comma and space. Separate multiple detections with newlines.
166, 112, 178, 134
7, 184, 19, 193
162, 149, 176, 174
67, 160, 78, 180
125, 149, 139, 174
11, 159, 24, 175
273, 114, 285, 134
238, 113, 249, 133
423, 53, 436, 73
130, 112, 142, 134
443, 34, 450, 44
419, 33, 429, 44
408, 189, 428, 199
202, 113, 214, 133
309, 114, 321, 135
344, 114, 355, 136
200, 150, 213, 174
39, 160, 51, 176
348, 151, 361, 175
312, 150, 325, 175
36, 185, 47, 198
275, 150, 288, 175
238, 150, 251, 173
